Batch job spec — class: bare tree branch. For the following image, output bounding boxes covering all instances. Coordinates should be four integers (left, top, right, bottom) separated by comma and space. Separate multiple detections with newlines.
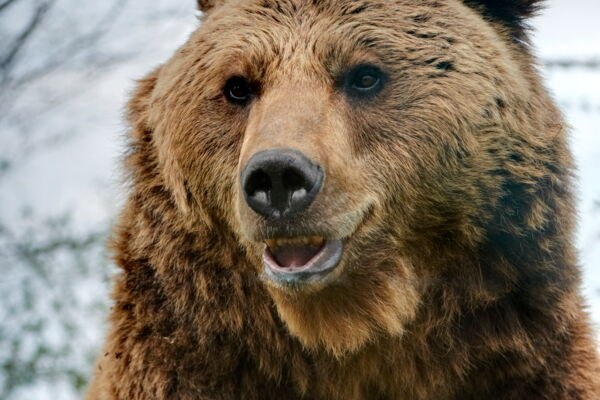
11, 0, 129, 87
0, 0, 18, 13
0, 1, 56, 78
0, 0, 129, 179
544, 58, 600, 69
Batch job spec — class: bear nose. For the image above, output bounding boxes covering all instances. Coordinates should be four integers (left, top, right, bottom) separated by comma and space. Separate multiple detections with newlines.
241, 149, 324, 219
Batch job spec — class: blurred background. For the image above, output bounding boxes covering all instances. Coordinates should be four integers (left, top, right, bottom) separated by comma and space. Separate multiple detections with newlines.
0, 0, 598, 399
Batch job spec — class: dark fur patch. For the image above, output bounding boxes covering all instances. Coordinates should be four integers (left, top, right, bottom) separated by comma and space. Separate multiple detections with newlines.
463, 0, 544, 37
435, 61, 454, 71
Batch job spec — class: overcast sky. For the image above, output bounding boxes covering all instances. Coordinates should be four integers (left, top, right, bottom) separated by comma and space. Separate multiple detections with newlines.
532, 0, 600, 58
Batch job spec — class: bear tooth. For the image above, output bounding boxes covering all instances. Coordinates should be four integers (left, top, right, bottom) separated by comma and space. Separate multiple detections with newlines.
266, 236, 325, 248
311, 236, 325, 246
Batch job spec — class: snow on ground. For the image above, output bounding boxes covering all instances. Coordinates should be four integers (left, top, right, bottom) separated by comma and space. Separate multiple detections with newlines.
0, 1, 598, 399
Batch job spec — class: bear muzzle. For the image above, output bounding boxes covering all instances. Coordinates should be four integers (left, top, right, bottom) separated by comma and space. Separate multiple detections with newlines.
240, 148, 344, 285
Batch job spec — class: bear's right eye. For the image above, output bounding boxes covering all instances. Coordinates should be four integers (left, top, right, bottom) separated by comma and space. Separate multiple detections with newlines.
340, 64, 387, 101
224, 76, 253, 105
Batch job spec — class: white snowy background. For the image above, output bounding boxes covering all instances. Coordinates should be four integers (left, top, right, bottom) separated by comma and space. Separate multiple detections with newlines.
0, 1, 598, 399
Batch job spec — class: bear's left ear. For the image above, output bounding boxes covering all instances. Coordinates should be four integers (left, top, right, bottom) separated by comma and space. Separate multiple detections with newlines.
196, 0, 226, 13
463, 0, 544, 37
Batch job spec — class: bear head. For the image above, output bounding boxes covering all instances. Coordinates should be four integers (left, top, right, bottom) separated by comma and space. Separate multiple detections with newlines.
128, 0, 569, 357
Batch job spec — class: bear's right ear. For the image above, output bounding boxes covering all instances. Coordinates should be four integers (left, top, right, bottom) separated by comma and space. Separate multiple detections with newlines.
196, 0, 226, 13
463, 0, 544, 38
126, 68, 204, 220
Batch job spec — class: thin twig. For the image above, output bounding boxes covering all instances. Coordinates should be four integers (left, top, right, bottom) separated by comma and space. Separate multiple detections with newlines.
0, 1, 55, 74
11, 0, 129, 87
543, 58, 600, 69
0, 0, 18, 12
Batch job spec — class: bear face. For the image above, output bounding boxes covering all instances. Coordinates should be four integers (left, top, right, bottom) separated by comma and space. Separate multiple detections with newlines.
140, 0, 564, 357
87, 1, 600, 398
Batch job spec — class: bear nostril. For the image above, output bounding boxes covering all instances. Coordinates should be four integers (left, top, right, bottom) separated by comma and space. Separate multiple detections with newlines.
244, 169, 272, 210
245, 169, 271, 195
282, 167, 309, 192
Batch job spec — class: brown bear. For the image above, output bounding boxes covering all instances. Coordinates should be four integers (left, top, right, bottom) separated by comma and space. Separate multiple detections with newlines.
86, 0, 600, 399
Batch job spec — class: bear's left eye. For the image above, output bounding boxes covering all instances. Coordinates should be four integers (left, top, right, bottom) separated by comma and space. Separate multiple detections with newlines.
342, 64, 386, 100
224, 76, 253, 105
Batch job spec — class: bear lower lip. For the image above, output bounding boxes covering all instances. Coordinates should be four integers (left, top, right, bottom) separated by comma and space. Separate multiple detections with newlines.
263, 238, 344, 283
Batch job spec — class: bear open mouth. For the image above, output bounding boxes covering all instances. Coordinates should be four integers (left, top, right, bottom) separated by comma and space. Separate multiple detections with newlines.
263, 236, 343, 283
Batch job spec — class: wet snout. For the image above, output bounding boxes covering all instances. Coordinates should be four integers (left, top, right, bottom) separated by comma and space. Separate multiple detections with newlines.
241, 148, 324, 220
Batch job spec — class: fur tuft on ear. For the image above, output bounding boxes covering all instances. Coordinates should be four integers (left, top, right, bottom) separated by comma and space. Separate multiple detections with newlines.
126, 69, 196, 219
464, 0, 544, 37
196, 0, 226, 13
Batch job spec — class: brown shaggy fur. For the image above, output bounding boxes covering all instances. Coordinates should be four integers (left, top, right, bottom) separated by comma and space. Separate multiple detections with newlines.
87, 0, 600, 399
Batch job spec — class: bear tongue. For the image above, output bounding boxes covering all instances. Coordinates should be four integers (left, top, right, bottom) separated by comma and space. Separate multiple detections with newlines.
270, 244, 323, 269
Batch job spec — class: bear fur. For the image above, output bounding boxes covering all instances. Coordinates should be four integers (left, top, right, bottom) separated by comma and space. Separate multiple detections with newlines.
87, 0, 600, 398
